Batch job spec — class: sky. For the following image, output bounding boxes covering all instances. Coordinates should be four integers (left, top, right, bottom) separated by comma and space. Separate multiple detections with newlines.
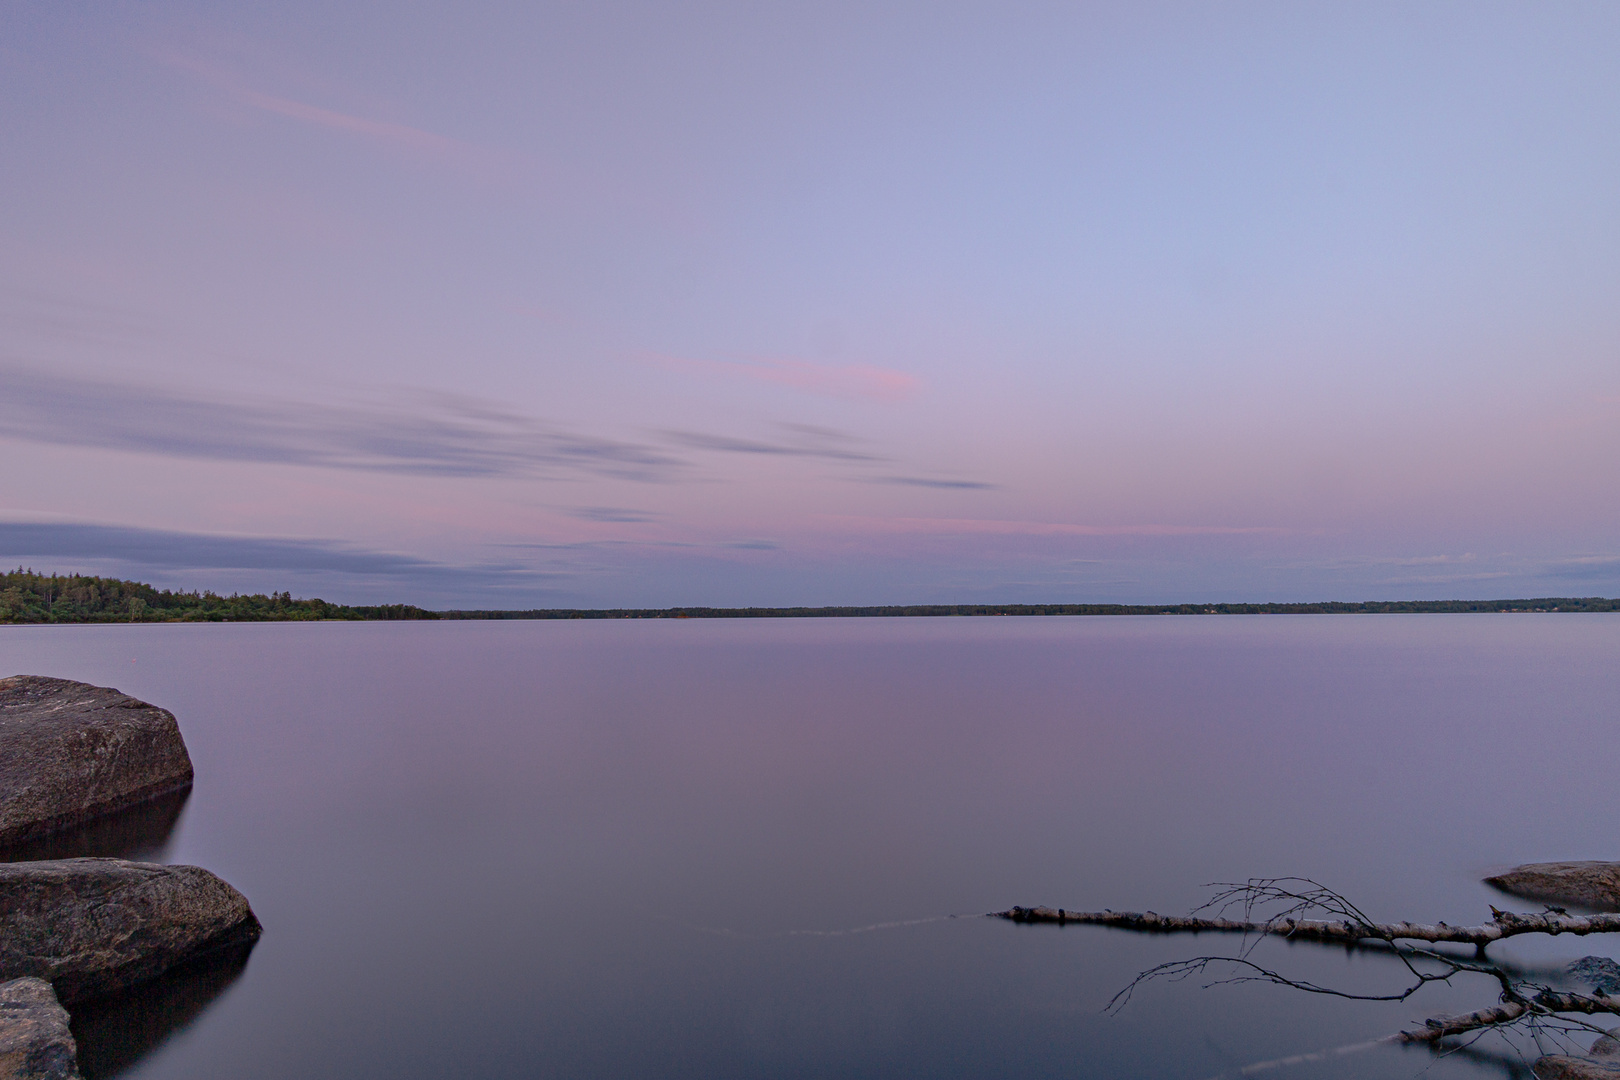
3, 2, 1618, 608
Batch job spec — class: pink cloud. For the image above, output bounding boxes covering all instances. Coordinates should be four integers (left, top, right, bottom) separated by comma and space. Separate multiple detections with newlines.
146, 46, 506, 176
642, 353, 920, 403
234, 90, 472, 160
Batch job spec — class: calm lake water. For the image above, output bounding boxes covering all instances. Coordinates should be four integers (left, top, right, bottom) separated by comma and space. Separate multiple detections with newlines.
3, 615, 1619, 1079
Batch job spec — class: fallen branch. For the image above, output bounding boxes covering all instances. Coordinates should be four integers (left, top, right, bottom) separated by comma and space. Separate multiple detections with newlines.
997, 902, 1620, 951
1007, 877, 1620, 1060
1398, 990, 1620, 1044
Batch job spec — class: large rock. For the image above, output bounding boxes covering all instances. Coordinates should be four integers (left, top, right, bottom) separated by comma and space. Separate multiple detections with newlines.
0, 977, 80, 1080
0, 677, 194, 848
1486, 862, 1620, 911
0, 859, 260, 1003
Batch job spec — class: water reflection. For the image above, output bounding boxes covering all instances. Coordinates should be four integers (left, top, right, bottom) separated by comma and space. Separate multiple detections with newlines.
69, 944, 254, 1080
1, 617, 1618, 1078
0, 789, 247, 1079
0, 788, 190, 863
1416, 1040, 1540, 1079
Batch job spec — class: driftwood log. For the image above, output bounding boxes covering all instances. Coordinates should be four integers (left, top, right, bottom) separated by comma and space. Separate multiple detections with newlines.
997, 904, 1620, 952
998, 878, 1620, 1063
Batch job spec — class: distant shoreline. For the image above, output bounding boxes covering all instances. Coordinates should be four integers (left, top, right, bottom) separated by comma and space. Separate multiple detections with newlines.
440, 599, 1620, 619
3, 570, 1618, 623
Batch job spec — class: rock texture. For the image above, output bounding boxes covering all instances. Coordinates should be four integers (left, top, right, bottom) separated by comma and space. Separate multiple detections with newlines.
1533, 1029, 1620, 1079
1534, 1057, 1620, 1079
0, 977, 80, 1080
1486, 862, 1620, 911
0, 859, 261, 1003
0, 677, 194, 848
1570, 957, 1620, 993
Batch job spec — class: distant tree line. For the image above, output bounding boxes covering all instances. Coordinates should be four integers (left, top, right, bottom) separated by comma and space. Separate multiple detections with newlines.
441, 598, 1620, 619
2, 568, 1616, 624
0, 569, 437, 624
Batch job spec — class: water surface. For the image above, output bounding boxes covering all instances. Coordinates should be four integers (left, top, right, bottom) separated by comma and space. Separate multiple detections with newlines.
3, 615, 1617, 1078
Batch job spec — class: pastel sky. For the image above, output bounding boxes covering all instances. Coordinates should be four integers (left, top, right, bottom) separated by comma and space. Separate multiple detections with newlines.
3, 2, 1618, 607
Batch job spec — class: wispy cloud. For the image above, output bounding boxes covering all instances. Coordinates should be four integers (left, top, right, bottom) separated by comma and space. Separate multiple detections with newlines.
1277, 551, 1620, 588
663, 425, 881, 462
0, 364, 680, 481
239, 89, 498, 167
1297, 553, 1482, 572
497, 536, 780, 553
1545, 554, 1620, 580
642, 353, 920, 403
868, 476, 998, 490
816, 516, 1293, 537
570, 506, 661, 524
147, 46, 508, 177
0, 521, 542, 583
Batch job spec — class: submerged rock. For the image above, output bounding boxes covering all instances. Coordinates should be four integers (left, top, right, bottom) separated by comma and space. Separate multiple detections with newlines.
1534, 1057, 1620, 1079
0, 977, 80, 1080
1485, 862, 1620, 911
0, 859, 260, 1003
1532, 1029, 1620, 1078
1593, 1031, 1620, 1059
1570, 957, 1620, 994
0, 677, 194, 848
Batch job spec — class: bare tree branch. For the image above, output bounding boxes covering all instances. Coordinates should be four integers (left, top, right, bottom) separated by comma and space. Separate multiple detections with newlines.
1010, 877, 1620, 1060
999, 876, 1620, 953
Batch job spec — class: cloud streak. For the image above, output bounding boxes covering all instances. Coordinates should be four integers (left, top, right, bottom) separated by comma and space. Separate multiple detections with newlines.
0, 365, 680, 481
817, 516, 1294, 537
663, 427, 881, 462
570, 506, 661, 524
0, 521, 543, 584
870, 476, 998, 490
0, 367, 994, 494
147, 46, 510, 179
1544, 555, 1620, 580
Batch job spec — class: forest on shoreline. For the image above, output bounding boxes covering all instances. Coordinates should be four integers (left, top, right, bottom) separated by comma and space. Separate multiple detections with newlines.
2, 569, 1617, 624
0, 569, 433, 623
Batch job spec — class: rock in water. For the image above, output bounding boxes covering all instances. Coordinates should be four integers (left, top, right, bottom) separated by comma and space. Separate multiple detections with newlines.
0, 859, 261, 1003
1486, 862, 1620, 911
1534, 1058, 1620, 1079
0, 977, 81, 1080
1571, 957, 1620, 994
0, 677, 194, 848
1534, 1031, 1620, 1078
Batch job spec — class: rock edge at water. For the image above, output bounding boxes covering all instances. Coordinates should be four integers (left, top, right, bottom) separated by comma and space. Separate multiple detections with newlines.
0, 859, 261, 1003
0, 977, 80, 1080
1486, 862, 1620, 911
1519, 1022, 1620, 1078
0, 677, 194, 849
1535, 1057, 1620, 1079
